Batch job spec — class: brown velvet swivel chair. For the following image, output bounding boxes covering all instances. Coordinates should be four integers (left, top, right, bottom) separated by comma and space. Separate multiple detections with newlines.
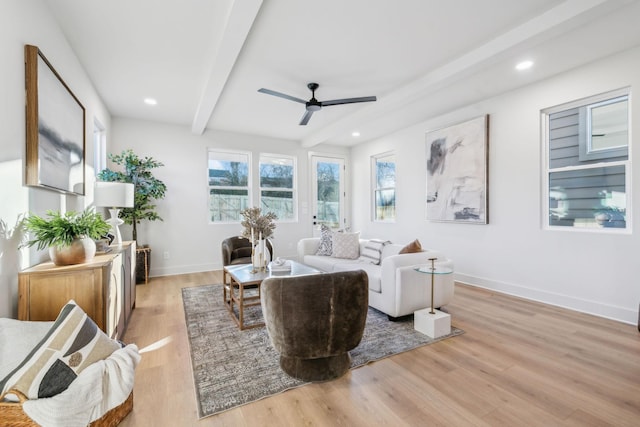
260, 270, 368, 382
221, 236, 273, 283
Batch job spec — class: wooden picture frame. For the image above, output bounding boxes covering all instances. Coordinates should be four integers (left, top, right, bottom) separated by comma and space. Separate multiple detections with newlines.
25, 44, 85, 195
425, 115, 489, 224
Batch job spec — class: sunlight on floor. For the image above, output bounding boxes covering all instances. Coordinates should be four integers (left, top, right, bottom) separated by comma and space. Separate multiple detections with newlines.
139, 336, 173, 353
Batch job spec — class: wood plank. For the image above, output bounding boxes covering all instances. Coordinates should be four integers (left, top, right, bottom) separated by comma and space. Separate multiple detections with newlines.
118, 277, 640, 427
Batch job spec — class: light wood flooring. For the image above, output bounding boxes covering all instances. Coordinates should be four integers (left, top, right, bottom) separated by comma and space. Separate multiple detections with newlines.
119, 271, 640, 426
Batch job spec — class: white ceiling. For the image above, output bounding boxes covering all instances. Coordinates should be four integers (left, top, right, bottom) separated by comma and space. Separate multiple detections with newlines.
43, 0, 640, 147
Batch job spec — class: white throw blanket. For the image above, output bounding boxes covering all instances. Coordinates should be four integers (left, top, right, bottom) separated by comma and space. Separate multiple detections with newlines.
21, 344, 140, 427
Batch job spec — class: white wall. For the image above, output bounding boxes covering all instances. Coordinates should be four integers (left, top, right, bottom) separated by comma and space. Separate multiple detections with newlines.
109, 117, 349, 277
3, 2, 635, 326
0, 0, 112, 318
352, 46, 640, 325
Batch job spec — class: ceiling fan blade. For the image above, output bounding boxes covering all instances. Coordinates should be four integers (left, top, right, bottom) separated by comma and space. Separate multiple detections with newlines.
299, 110, 314, 125
258, 88, 306, 104
321, 96, 377, 107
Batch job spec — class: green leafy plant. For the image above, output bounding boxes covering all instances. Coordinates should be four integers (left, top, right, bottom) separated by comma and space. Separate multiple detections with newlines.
240, 207, 277, 240
22, 210, 110, 250
97, 149, 167, 243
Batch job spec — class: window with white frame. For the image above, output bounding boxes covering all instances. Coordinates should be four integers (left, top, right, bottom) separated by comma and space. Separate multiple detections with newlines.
259, 154, 296, 221
208, 149, 250, 222
93, 119, 106, 176
372, 152, 396, 221
543, 88, 630, 231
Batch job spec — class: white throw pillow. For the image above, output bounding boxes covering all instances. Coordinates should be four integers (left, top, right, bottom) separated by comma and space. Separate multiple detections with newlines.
332, 232, 360, 259
358, 239, 390, 265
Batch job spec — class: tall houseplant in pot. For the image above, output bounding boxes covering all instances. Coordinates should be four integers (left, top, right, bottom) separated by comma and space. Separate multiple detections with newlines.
98, 149, 167, 282
22, 209, 110, 266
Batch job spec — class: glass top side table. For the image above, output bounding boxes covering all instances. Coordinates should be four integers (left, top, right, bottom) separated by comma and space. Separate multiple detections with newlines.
414, 258, 453, 314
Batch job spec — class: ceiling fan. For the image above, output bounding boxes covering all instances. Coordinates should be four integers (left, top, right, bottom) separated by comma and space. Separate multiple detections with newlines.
258, 83, 376, 125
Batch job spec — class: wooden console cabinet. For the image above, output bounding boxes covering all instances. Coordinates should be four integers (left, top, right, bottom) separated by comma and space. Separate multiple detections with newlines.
18, 242, 136, 341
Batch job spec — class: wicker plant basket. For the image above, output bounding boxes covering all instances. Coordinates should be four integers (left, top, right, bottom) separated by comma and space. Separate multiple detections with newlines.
0, 390, 133, 427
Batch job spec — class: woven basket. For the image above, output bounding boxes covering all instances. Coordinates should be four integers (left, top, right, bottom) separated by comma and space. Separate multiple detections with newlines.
0, 390, 133, 427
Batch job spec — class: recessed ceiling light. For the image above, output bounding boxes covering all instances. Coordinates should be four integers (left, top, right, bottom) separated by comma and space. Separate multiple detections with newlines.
515, 60, 534, 71
144, 98, 157, 105
352, 131, 360, 137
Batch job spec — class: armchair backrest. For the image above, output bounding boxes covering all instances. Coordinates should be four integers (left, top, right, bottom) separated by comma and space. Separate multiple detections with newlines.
221, 236, 273, 266
261, 270, 368, 358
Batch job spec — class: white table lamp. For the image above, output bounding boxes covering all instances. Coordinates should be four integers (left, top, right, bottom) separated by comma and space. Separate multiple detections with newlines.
94, 181, 135, 245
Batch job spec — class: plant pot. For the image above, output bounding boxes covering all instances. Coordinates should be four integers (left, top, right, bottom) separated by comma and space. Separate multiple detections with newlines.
49, 237, 96, 266
136, 246, 151, 284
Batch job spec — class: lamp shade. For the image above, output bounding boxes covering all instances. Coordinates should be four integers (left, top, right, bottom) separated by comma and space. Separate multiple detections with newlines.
94, 182, 135, 208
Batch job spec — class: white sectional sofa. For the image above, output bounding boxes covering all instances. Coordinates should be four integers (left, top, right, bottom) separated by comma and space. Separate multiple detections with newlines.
297, 237, 454, 318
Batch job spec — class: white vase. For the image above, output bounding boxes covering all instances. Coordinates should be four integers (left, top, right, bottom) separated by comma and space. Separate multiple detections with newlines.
253, 239, 266, 269
49, 237, 96, 266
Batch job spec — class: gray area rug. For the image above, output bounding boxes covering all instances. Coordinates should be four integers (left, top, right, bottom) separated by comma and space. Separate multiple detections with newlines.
182, 284, 464, 418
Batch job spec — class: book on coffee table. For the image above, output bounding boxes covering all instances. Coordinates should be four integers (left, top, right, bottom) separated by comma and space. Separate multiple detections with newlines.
268, 259, 292, 272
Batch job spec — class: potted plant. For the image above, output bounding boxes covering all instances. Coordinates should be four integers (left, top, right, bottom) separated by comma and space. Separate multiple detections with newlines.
98, 149, 167, 282
240, 207, 277, 240
22, 209, 110, 266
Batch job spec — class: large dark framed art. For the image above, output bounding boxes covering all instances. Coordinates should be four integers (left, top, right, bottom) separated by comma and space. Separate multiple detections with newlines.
425, 115, 489, 224
25, 44, 85, 195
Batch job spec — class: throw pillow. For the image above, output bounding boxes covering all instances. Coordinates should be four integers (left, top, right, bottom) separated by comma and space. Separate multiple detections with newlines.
0, 300, 122, 399
315, 224, 333, 256
399, 239, 423, 254
332, 232, 360, 259
358, 239, 390, 265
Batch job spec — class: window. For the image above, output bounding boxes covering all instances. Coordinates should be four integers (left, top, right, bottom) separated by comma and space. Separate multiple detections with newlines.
372, 153, 396, 221
208, 149, 250, 222
543, 88, 630, 231
259, 154, 296, 221
93, 119, 106, 176
579, 96, 629, 161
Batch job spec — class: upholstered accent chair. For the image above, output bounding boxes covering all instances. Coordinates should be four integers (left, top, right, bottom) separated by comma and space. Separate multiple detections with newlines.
221, 236, 273, 283
260, 270, 368, 382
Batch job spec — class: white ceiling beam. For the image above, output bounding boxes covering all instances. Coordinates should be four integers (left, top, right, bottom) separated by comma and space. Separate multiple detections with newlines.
191, 0, 262, 134
301, 0, 617, 147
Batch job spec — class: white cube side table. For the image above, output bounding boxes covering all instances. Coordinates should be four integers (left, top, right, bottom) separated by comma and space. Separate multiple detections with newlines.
413, 258, 453, 338
414, 308, 451, 338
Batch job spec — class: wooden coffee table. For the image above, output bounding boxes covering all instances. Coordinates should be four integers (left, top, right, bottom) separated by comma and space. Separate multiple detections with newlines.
223, 261, 321, 330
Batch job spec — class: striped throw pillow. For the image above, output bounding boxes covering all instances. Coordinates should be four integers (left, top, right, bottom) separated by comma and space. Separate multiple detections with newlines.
0, 300, 122, 399
358, 239, 390, 265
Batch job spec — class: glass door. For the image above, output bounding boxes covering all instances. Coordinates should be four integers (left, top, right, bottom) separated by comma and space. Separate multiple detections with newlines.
311, 155, 345, 233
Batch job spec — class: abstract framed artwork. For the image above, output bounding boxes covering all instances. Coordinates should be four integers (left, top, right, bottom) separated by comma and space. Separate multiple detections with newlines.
25, 44, 85, 195
425, 115, 489, 224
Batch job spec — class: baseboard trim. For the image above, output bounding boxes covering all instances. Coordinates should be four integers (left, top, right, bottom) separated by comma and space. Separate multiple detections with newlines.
149, 263, 220, 278
454, 272, 637, 326
146, 266, 637, 325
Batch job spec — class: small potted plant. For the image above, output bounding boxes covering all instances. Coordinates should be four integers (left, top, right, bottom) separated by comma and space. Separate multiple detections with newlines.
22, 209, 110, 266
